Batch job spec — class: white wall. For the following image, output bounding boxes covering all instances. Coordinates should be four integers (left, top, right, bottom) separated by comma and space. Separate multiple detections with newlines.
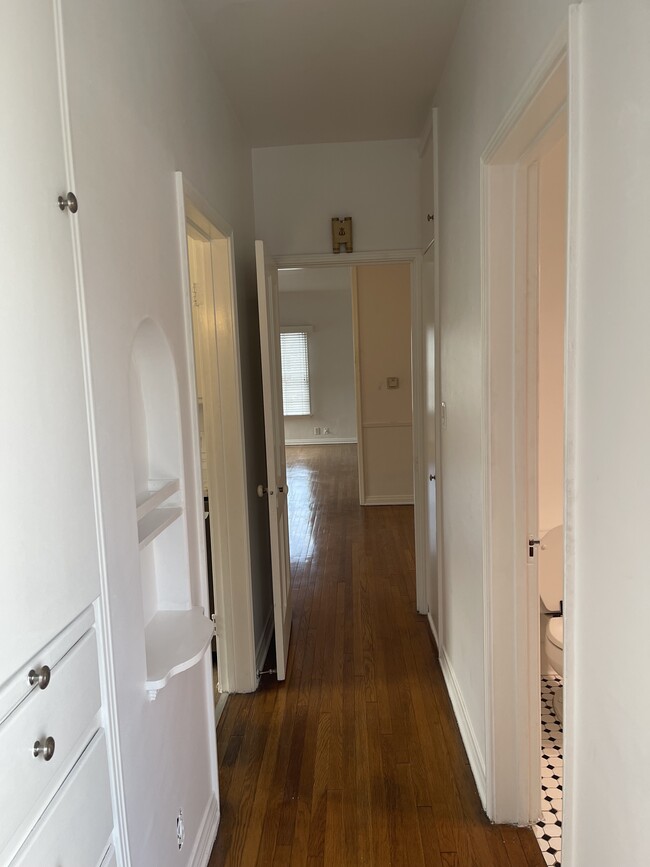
253, 139, 420, 255
432, 0, 570, 776
569, 2, 650, 865
58, 0, 270, 862
538, 135, 567, 536
279, 287, 357, 444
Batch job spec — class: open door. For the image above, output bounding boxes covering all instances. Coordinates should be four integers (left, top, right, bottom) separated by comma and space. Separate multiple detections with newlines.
255, 240, 292, 680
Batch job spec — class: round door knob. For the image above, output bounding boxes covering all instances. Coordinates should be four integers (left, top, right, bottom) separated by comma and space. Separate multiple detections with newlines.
33, 736, 56, 761
28, 665, 51, 690
58, 191, 78, 213
427, 214, 434, 222
429, 474, 436, 481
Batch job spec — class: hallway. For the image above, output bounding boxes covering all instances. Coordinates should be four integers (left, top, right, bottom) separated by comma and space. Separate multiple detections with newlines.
209, 445, 543, 866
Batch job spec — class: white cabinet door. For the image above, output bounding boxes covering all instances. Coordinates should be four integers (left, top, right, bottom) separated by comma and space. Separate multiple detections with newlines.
0, 1, 100, 686
420, 120, 435, 254
255, 241, 293, 681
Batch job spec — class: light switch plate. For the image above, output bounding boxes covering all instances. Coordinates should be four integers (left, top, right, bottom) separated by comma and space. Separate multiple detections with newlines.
387, 377, 399, 389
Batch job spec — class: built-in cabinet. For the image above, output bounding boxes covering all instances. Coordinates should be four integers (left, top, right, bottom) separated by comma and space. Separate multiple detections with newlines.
0, 2, 116, 862
3, 4, 223, 864
420, 113, 436, 257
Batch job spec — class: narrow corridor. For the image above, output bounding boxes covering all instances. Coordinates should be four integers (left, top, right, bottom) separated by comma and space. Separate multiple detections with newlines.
209, 444, 543, 866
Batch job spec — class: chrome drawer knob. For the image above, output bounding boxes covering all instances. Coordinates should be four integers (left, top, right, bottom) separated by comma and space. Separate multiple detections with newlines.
57, 191, 78, 213
28, 665, 51, 690
33, 736, 56, 761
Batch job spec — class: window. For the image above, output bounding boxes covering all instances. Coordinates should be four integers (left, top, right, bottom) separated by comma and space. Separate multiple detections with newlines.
280, 329, 311, 416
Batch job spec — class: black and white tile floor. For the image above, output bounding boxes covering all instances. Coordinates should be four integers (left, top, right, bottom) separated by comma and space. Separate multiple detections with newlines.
535, 675, 563, 866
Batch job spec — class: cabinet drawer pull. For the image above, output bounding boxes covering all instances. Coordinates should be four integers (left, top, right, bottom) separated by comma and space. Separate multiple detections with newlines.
28, 665, 51, 690
33, 736, 56, 761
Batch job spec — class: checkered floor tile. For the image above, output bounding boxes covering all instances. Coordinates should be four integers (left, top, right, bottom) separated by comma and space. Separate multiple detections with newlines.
535, 675, 563, 866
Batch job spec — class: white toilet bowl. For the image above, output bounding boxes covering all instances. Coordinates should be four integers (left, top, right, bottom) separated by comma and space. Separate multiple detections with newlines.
539, 526, 564, 723
545, 615, 564, 722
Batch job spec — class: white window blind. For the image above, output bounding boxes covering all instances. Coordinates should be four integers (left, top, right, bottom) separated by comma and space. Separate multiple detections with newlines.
280, 330, 311, 416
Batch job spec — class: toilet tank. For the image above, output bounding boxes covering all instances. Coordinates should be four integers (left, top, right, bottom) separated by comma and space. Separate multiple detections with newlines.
539, 525, 564, 612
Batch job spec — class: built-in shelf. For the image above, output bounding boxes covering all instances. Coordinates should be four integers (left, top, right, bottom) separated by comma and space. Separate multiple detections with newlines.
137, 507, 182, 550
144, 608, 213, 700
136, 478, 180, 521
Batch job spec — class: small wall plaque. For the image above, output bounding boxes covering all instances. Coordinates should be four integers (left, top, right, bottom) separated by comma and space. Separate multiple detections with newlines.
332, 217, 353, 253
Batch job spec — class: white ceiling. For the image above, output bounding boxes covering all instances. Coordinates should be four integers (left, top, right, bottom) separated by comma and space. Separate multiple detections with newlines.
183, 0, 466, 147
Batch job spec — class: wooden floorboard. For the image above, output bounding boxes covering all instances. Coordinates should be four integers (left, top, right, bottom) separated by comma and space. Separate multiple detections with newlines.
209, 444, 544, 867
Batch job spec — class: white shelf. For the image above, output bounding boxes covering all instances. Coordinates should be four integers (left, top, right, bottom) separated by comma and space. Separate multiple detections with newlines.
137, 507, 182, 550
136, 478, 180, 521
144, 608, 213, 700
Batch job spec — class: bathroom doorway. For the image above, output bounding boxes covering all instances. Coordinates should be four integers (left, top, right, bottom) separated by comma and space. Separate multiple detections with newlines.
480, 41, 576, 839
523, 117, 568, 867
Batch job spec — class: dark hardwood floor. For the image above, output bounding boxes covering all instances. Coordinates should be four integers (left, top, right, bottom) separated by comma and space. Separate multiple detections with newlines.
209, 444, 543, 866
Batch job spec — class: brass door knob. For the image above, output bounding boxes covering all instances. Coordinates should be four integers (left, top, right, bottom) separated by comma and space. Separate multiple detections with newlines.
33, 736, 56, 761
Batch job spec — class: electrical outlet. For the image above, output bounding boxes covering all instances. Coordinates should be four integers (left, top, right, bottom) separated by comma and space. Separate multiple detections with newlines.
314, 426, 321, 435
323, 427, 330, 434
176, 810, 185, 850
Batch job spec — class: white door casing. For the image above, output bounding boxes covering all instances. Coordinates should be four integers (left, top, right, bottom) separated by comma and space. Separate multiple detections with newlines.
176, 175, 258, 695
481, 35, 570, 824
255, 241, 293, 681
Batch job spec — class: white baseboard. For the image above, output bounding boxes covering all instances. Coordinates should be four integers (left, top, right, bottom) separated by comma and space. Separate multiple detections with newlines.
439, 646, 487, 809
427, 610, 440, 650
256, 606, 275, 674
363, 494, 414, 506
189, 794, 220, 867
285, 437, 357, 446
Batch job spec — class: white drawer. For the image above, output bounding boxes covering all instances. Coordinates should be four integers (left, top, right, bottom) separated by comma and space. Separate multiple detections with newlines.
11, 730, 113, 867
0, 628, 102, 855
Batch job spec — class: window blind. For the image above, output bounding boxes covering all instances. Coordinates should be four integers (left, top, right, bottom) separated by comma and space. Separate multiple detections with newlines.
280, 331, 311, 416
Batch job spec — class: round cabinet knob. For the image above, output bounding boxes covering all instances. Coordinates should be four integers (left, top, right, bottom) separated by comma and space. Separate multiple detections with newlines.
33, 736, 56, 761
28, 665, 51, 690
58, 191, 78, 213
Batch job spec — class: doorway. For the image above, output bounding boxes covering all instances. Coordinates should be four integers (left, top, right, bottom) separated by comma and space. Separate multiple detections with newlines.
259, 250, 428, 647
481, 46, 574, 830
176, 175, 258, 705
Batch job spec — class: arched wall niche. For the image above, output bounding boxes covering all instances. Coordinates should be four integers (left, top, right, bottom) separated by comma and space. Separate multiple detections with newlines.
128, 317, 212, 700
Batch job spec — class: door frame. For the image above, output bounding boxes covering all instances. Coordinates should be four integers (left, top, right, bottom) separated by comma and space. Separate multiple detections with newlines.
419, 107, 445, 652
480, 17, 578, 827
175, 173, 258, 695
275, 249, 427, 615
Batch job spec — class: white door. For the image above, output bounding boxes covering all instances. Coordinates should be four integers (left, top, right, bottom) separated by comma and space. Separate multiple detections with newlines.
422, 262, 439, 631
255, 241, 292, 681
0, 0, 101, 685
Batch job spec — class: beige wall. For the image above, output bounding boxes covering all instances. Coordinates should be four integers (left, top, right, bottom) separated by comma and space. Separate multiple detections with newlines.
538, 135, 567, 534
355, 264, 413, 503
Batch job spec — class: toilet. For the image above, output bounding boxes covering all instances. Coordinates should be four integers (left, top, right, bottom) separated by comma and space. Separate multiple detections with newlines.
538, 525, 564, 722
